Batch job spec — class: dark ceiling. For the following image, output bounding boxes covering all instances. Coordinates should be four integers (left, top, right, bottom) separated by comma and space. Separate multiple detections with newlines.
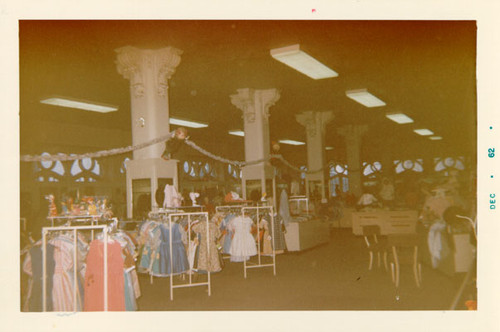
19, 20, 477, 163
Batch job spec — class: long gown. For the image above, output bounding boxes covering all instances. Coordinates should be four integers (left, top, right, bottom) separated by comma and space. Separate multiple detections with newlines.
229, 216, 257, 262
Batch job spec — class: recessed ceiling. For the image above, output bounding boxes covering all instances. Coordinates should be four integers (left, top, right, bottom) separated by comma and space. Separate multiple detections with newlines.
19, 20, 477, 162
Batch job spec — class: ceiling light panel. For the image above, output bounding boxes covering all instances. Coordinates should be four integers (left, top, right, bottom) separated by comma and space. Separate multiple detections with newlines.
169, 117, 208, 128
40, 97, 118, 113
385, 113, 414, 124
413, 128, 434, 136
429, 136, 443, 140
279, 139, 306, 146
345, 89, 386, 108
228, 130, 245, 137
270, 44, 338, 80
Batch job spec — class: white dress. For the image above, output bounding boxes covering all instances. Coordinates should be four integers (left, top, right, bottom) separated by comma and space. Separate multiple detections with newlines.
229, 216, 257, 262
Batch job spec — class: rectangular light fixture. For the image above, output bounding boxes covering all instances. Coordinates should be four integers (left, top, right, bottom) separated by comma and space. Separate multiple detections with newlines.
346, 89, 386, 108
325, 146, 334, 150
228, 130, 245, 137
385, 113, 414, 124
40, 97, 118, 113
279, 139, 306, 146
169, 117, 208, 128
429, 136, 443, 140
270, 44, 338, 80
413, 128, 434, 136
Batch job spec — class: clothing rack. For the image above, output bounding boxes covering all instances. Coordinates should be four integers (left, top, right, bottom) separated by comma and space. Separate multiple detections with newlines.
167, 212, 211, 300
241, 206, 277, 278
215, 205, 246, 213
47, 214, 103, 227
289, 196, 309, 216
42, 224, 109, 312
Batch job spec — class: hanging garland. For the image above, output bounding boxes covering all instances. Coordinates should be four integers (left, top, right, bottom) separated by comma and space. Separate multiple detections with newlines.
20, 131, 335, 175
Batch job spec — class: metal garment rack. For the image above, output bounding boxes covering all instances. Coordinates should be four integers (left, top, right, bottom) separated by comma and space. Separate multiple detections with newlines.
215, 205, 247, 213
167, 212, 211, 300
154, 206, 205, 214
241, 206, 277, 278
47, 215, 103, 239
42, 224, 109, 312
289, 196, 309, 216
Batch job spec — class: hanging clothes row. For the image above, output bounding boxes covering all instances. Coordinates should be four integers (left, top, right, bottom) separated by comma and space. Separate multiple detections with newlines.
241, 206, 277, 278
166, 212, 214, 300
137, 212, 223, 282
22, 231, 87, 312
22, 225, 141, 312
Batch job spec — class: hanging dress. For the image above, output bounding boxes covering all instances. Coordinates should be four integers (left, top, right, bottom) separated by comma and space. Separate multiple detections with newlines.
229, 216, 257, 262
220, 214, 235, 255
259, 218, 273, 255
157, 223, 189, 276
84, 240, 125, 311
51, 236, 85, 311
22, 244, 55, 312
192, 221, 222, 272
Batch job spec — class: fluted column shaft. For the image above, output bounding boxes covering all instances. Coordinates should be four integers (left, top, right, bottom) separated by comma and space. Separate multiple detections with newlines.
338, 124, 368, 197
296, 111, 334, 200
116, 46, 182, 159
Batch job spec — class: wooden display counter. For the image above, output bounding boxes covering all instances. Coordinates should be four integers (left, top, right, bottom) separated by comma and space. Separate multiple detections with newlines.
352, 210, 418, 235
284, 219, 330, 252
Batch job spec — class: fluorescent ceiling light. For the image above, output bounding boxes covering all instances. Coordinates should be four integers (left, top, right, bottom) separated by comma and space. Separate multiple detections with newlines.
413, 128, 434, 136
325, 146, 334, 150
385, 113, 414, 124
40, 97, 118, 113
279, 139, 306, 146
169, 117, 208, 128
345, 89, 386, 108
270, 44, 338, 80
228, 130, 245, 137
429, 136, 443, 140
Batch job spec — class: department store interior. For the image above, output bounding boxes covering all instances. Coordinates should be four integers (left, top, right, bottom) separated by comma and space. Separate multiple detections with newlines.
18, 20, 477, 313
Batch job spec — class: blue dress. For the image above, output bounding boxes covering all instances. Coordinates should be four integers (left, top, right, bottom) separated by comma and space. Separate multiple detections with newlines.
220, 214, 235, 254
158, 223, 189, 276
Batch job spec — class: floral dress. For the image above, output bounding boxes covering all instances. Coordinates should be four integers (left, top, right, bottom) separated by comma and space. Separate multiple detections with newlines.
192, 221, 222, 272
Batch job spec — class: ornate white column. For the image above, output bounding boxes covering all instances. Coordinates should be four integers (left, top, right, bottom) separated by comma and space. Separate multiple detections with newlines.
296, 111, 334, 200
338, 124, 368, 197
116, 46, 182, 217
231, 88, 280, 199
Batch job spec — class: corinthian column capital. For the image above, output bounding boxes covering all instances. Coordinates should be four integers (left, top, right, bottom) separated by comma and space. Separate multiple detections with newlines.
337, 124, 368, 142
257, 89, 280, 119
115, 46, 182, 98
296, 111, 334, 138
231, 88, 257, 123
231, 88, 280, 123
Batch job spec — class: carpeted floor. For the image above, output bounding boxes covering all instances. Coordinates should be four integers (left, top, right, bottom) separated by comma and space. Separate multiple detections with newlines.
136, 228, 472, 311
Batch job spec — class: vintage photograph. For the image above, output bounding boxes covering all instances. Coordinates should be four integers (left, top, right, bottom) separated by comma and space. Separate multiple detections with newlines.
16, 18, 481, 324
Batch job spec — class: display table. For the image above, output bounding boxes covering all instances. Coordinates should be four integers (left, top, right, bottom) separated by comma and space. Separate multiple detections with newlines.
284, 219, 330, 252
351, 210, 418, 235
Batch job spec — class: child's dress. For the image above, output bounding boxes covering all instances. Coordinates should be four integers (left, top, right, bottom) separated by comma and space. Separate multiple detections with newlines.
229, 216, 257, 262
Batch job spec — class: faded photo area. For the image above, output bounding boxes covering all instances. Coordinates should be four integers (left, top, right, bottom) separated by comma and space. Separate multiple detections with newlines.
19, 20, 477, 314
